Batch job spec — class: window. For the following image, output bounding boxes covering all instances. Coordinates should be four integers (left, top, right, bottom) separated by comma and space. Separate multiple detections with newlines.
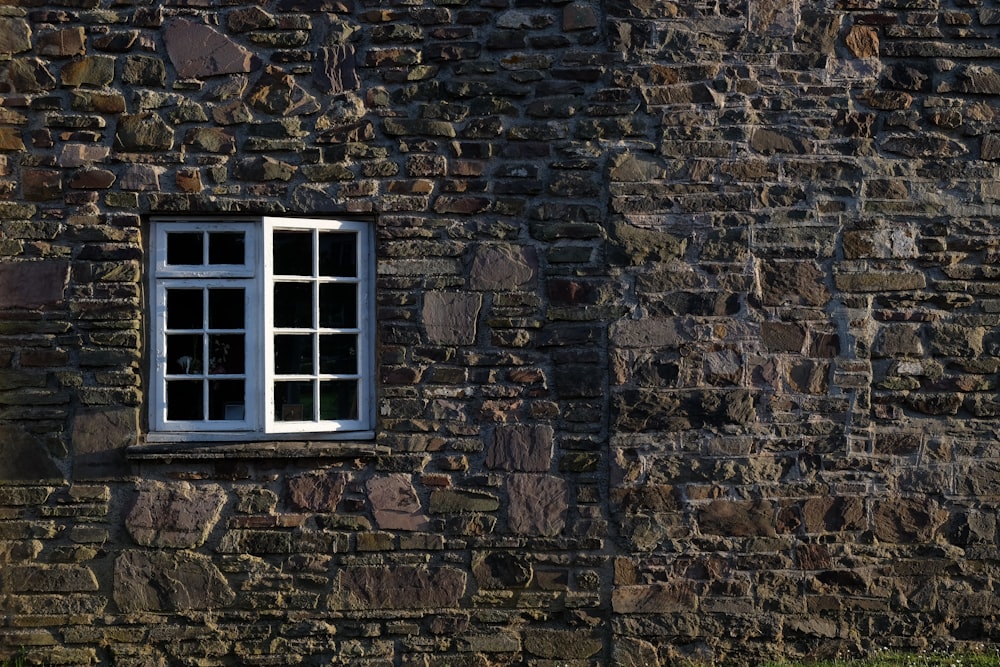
147, 217, 374, 441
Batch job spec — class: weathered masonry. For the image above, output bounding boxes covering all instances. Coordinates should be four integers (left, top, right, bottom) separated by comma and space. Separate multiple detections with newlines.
3, 0, 1000, 665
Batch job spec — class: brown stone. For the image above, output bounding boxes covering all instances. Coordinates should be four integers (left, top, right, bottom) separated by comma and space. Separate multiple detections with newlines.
125, 481, 227, 549
760, 261, 830, 306
183, 127, 237, 154
366, 473, 431, 531
113, 550, 235, 613
248, 65, 320, 116
469, 244, 537, 290
845, 25, 879, 58
751, 128, 812, 155
613, 638, 662, 667
38, 28, 86, 57
71, 407, 137, 479
612, 582, 698, 613
22, 169, 62, 201
331, 565, 466, 610
471, 551, 532, 589
287, 470, 348, 511
59, 144, 110, 168
428, 489, 500, 513
120, 164, 165, 191
485, 424, 553, 472
227, 6, 277, 33
69, 169, 116, 190
802, 496, 866, 533
175, 168, 203, 193
698, 499, 776, 537
872, 499, 948, 543
164, 18, 257, 79
315, 45, 360, 93
423, 292, 482, 345
0, 127, 24, 151
983, 134, 1000, 160
0, 18, 31, 55
0, 58, 56, 93
3, 564, 98, 593
61, 56, 115, 87
524, 629, 602, 659
72, 91, 127, 114
508, 473, 568, 537
0, 260, 70, 308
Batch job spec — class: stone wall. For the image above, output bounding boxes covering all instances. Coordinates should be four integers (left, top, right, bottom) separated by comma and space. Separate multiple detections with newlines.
2, 0, 1000, 664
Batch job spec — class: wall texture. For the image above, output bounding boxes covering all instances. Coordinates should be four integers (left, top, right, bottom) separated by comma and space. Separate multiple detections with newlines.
3, 0, 1000, 664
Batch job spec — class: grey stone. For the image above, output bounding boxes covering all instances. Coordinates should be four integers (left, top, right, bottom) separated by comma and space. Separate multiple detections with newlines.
114, 113, 174, 152
0, 426, 65, 484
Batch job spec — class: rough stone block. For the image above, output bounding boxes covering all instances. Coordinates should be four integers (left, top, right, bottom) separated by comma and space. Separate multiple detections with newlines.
125, 481, 226, 549
331, 565, 466, 610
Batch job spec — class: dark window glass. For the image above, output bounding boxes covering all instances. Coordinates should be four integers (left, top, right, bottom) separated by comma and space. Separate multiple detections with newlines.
273, 231, 312, 276
167, 232, 203, 265
208, 334, 244, 374
320, 380, 358, 420
167, 380, 203, 420
319, 232, 357, 277
275, 381, 314, 421
320, 334, 357, 374
275, 334, 313, 375
166, 289, 203, 330
319, 283, 357, 328
208, 288, 244, 329
208, 380, 245, 420
274, 282, 313, 328
208, 232, 245, 265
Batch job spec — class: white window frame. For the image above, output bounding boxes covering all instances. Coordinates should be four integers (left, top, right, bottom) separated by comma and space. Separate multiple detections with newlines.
147, 216, 375, 442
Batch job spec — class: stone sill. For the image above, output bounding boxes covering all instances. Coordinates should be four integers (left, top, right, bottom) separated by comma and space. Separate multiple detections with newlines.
128, 438, 387, 461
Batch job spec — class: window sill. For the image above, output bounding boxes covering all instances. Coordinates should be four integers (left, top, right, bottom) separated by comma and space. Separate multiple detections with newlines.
128, 436, 387, 461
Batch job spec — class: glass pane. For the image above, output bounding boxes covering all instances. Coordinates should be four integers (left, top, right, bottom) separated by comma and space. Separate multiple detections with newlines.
208, 288, 244, 329
319, 283, 357, 328
167, 334, 203, 374
209, 232, 245, 265
167, 380, 203, 420
273, 231, 312, 276
166, 232, 203, 265
320, 334, 357, 374
319, 232, 357, 277
275, 334, 313, 375
274, 282, 313, 328
166, 289, 203, 330
209, 334, 245, 374
209, 380, 245, 420
320, 380, 358, 420
275, 381, 314, 421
